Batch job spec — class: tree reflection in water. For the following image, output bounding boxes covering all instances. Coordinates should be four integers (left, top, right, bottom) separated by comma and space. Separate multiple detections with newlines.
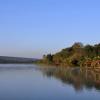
40, 67, 100, 91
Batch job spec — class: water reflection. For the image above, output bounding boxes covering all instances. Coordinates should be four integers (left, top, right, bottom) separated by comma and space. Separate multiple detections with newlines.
0, 64, 100, 100
41, 67, 100, 91
0, 64, 39, 71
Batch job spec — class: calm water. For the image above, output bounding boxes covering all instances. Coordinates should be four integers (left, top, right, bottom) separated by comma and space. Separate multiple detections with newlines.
0, 64, 100, 100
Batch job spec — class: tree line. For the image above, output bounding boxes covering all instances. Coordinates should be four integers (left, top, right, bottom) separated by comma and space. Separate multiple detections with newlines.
39, 42, 100, 67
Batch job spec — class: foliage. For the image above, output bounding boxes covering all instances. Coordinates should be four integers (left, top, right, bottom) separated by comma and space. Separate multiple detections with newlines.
42, 42, 100, 67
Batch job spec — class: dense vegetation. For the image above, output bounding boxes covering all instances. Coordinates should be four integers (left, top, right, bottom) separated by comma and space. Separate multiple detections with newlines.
39, 42, 100, 67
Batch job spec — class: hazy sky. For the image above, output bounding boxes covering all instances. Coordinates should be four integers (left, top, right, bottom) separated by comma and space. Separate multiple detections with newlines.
0, 0, 100, 58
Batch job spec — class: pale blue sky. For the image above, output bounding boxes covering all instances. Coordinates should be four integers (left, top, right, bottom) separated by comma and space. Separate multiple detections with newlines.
0, 0, 100, 58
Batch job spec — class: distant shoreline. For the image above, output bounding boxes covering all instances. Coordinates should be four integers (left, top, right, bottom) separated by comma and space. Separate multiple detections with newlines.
0, 56, 38, 64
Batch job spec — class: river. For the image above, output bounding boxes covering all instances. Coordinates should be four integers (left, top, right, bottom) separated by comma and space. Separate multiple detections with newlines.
0, 64, 100, 100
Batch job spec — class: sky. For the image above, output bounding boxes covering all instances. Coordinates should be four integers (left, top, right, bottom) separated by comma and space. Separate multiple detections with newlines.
0, 0, 100, 58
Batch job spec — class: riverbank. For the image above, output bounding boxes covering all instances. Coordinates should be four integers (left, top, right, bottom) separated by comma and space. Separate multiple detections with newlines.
38, 42, 100, 68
